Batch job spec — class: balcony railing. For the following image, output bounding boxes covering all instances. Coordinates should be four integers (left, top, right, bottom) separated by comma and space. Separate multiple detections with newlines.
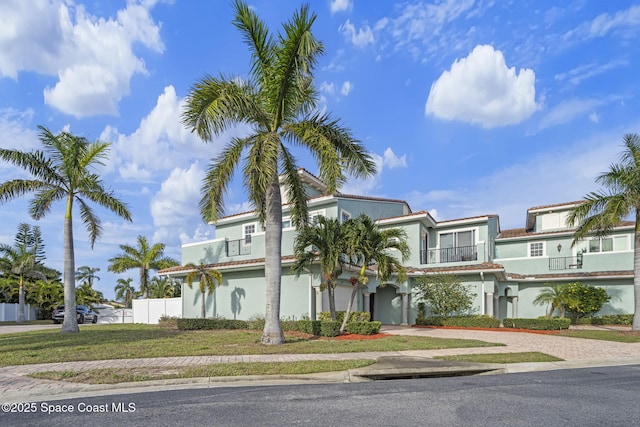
420, 245, 478, 264
225, 237, 251, 257
549, 254, 583, 270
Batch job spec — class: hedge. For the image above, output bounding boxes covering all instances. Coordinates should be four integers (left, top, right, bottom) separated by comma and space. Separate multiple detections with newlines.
502, 318, 571, 330
415, 315, 500, 328
571, 314, 633, 326
177, 318, 344, 337
318, 311, 370, 323
345, 321, 382, 335
320, 321, 341, 337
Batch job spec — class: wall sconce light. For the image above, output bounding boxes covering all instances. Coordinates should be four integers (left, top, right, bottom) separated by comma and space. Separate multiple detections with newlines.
557, 244, 562, 252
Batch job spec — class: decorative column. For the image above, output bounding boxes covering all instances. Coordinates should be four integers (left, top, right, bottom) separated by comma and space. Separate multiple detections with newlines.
485, 292, 493, 317
493, 294, 499, 318
401, 293, 409, 325
363, 292, 370, 313
315, 288, 323, 320
512, 296, 518, 318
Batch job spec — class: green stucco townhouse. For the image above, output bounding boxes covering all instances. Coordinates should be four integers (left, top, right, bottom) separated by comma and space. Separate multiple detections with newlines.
159, 169, 634, 324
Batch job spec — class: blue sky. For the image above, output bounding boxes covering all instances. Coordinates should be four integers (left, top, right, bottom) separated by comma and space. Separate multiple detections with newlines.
1, 0, 639, 300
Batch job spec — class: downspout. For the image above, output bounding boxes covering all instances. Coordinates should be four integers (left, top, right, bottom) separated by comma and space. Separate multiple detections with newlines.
480, 271, 485, 315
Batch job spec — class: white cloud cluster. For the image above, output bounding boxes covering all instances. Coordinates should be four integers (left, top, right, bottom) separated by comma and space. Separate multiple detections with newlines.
425, 45, 538, 128
340, 81, 353, 96
339, 20, 374, 48
341, 147, 407, 195
150, 162, 206, 245
330, 0, 352, 14
100, 85, 217, 181
0, 0, 164, 117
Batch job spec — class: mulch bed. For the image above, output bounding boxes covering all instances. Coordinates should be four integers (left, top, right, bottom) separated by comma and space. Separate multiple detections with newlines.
334, 333, 391, 340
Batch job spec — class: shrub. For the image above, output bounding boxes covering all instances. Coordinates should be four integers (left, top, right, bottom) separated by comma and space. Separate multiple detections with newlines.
318, 311, 370, 323
320, 321, 341, 337
565, 282, 611, 318
412, 274, 475, 317
158, 315, 179, 329
345, 321, 382, 335
573, 314, 633, 326
297, 320, 322, 335
415, 315, 500, 328
177, 318, 249, 330
502, 318, 571, 330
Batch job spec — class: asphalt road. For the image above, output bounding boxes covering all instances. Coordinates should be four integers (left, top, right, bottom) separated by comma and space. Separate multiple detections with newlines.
4, 364, 640, 426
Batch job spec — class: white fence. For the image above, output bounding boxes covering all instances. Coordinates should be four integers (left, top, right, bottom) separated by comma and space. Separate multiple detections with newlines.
95, 308, 133, 324
0, 303, 38, 322
132, 298, 182, 324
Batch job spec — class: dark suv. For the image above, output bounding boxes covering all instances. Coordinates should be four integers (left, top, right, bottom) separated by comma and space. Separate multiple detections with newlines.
52, 305, 98, 324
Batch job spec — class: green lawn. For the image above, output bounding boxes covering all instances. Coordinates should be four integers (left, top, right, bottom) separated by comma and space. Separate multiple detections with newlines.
30, 360, 376, 384
0, 324, 502, 367
435, 352, 563, 364
558, 330, 640, 343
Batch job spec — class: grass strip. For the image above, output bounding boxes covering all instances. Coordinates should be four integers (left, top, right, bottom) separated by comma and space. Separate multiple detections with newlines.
28, 360, 376, 384
434, 352, 563, 364
0, 324, 502, 367
558, 330, 640, 343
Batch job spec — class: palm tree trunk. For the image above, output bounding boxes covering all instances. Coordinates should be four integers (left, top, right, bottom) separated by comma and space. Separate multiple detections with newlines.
261, 178, 284, 345
141, 268, 148, 299
340, 282, 359, 333
633, 210, 640, 330
201, 291, 206, 319
327, 280, 336, 321
61, 197, 79, 333
17, 277, 25, 323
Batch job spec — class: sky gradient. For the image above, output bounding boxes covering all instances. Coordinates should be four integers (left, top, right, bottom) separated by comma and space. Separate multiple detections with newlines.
1, 0, 639, 300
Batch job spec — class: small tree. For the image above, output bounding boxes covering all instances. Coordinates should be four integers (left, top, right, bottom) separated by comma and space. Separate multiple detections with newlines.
184, 263, 223, 319
533, 284, 578, 318
565, 282, 611, 318
413, 274, 475, 318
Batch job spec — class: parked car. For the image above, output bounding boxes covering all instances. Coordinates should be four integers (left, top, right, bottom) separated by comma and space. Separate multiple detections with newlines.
52, 305, 98, 324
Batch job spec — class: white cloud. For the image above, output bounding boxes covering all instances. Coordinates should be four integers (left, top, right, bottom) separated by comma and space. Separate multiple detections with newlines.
554, 60, 628, 86
382, 147, 406, 169
339, 20, 374, 48
589, 112, 600, 123
329, 0, 351, 14
320, 81, 335, 94
341, 147, 407, 194
405, 131, 624, 228
340, 81, 353, 96
150, 162, 206, 245
538, 97, 610, 130
101, 85, 241, 181
0, 0, 163, 117
426, 45, 538, 128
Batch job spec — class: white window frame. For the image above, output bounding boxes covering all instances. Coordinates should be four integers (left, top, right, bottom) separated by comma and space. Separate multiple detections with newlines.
340, 209, 352, 224
243, 223, 257, 244
308, 209, 326, 226
529, 241, 544, 257
437, 227, 478, 249
281, 216, 293, 230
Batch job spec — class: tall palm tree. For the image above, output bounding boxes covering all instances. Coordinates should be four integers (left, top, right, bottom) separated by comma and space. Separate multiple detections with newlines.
182, 1, 376, 344
114, 278, 136, 309
75, 266, 100, 287
0, 224, 48, 323
292, 216, 348, 321
341, 215, 410, 332
184, 263, 223, 319
533, 284, 577, 318
567, 134, 640, 329
0, 126, 132, 332
108, 236, 179, 299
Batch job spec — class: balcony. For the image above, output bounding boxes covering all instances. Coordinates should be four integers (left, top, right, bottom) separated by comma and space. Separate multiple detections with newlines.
421, 245, 478, 264
549, 254, 583, 271
225, 237, 251, 257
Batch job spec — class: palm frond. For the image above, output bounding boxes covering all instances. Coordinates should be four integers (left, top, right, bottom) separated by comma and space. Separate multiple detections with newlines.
279, 147, 308, 229
232, 0, 275, 85
77, 198, 102, 248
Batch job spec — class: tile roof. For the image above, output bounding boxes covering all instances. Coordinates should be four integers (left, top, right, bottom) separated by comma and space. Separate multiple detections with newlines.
506, 270, 633, 280
407, 262, 505, 274
528, 201, 584, 211
437, 214, 499, 224
159, 255, 298, 275
497, 220, 634, 239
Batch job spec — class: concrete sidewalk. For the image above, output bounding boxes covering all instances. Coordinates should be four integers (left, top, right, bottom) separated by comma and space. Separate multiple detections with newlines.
2, 325, 639, 402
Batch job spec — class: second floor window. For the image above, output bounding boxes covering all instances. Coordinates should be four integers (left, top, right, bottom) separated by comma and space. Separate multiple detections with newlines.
244, 224, 255, 244
530, 242, 544, 257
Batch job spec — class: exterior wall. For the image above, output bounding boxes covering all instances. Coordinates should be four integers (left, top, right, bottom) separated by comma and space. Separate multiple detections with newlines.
181, 268, 312, 320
